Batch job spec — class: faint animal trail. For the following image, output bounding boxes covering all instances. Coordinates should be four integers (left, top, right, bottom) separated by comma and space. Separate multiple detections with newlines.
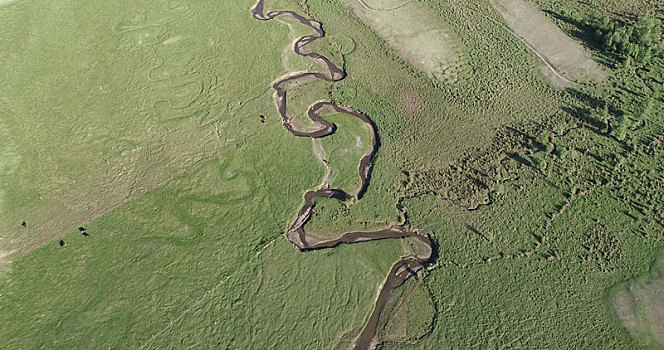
466, 0, 579, 87
139, 233, 282, 349
138, 275, 233, 350
256, 235, 282, 256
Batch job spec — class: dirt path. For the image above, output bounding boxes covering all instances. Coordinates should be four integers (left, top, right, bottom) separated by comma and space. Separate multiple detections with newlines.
357, 0, 413, 12
251, 1, 434, 349
488, 0, 605, 88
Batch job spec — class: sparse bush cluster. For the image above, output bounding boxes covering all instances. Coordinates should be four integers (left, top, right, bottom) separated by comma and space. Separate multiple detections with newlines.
581, 223, 621, 272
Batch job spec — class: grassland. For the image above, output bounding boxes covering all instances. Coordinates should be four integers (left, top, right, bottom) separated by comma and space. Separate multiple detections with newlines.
0, 0, 288, 259
311, 0, 662, 346
0, 0, 405, 347
0, 0, 663, 348
377, 279, 435, 345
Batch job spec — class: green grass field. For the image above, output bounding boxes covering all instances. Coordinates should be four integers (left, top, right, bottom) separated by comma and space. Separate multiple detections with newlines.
1, 0, 663, 348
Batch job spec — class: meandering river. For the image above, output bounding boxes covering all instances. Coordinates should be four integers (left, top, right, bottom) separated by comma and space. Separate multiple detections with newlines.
251, 1, 434, 348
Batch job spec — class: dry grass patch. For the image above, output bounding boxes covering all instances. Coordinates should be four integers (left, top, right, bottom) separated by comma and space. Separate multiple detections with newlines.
490, 0, 605, 88
338, 0, 465, 83
611, 254, 664, 348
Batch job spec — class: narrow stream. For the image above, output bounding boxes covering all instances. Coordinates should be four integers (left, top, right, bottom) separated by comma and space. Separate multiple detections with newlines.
251, 2, 434, 348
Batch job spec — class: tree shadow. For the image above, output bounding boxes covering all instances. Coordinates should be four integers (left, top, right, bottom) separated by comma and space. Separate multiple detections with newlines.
506, 152, 532, 167
465, 173, 489, 191
504, 126, 546, 151
466, 224, 490, 242
565, 88, 605, 109
542, 10, 621, 68
543, 10, 601, 49
561, 106, 606, 134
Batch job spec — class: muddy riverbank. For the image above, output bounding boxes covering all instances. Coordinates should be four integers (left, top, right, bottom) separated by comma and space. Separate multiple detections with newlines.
251, 1, 434, 348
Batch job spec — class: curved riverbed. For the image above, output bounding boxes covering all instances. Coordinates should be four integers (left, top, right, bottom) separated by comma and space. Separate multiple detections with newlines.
251, 1, 434, 349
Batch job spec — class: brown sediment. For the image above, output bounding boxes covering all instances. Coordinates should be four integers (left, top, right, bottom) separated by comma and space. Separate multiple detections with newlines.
251, 1, 434, 349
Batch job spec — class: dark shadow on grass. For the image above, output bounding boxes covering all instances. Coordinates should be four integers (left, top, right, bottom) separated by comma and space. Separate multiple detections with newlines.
542, 10, 621, 68
543, 10, 602, 49
466, 225, 490, 242
506, 152, 532, 167
465, 174, 489, 191
562, 106, 606, 134
565, 88, 605, 109
504, 126, 545, 151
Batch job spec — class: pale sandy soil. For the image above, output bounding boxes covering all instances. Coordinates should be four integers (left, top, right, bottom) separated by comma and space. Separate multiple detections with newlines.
612, 255, 664, 346
338, 0, 465, 83
490, 0, 605, 88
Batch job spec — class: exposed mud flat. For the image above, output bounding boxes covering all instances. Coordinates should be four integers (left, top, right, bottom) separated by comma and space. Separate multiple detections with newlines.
490, 0, 605, 88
